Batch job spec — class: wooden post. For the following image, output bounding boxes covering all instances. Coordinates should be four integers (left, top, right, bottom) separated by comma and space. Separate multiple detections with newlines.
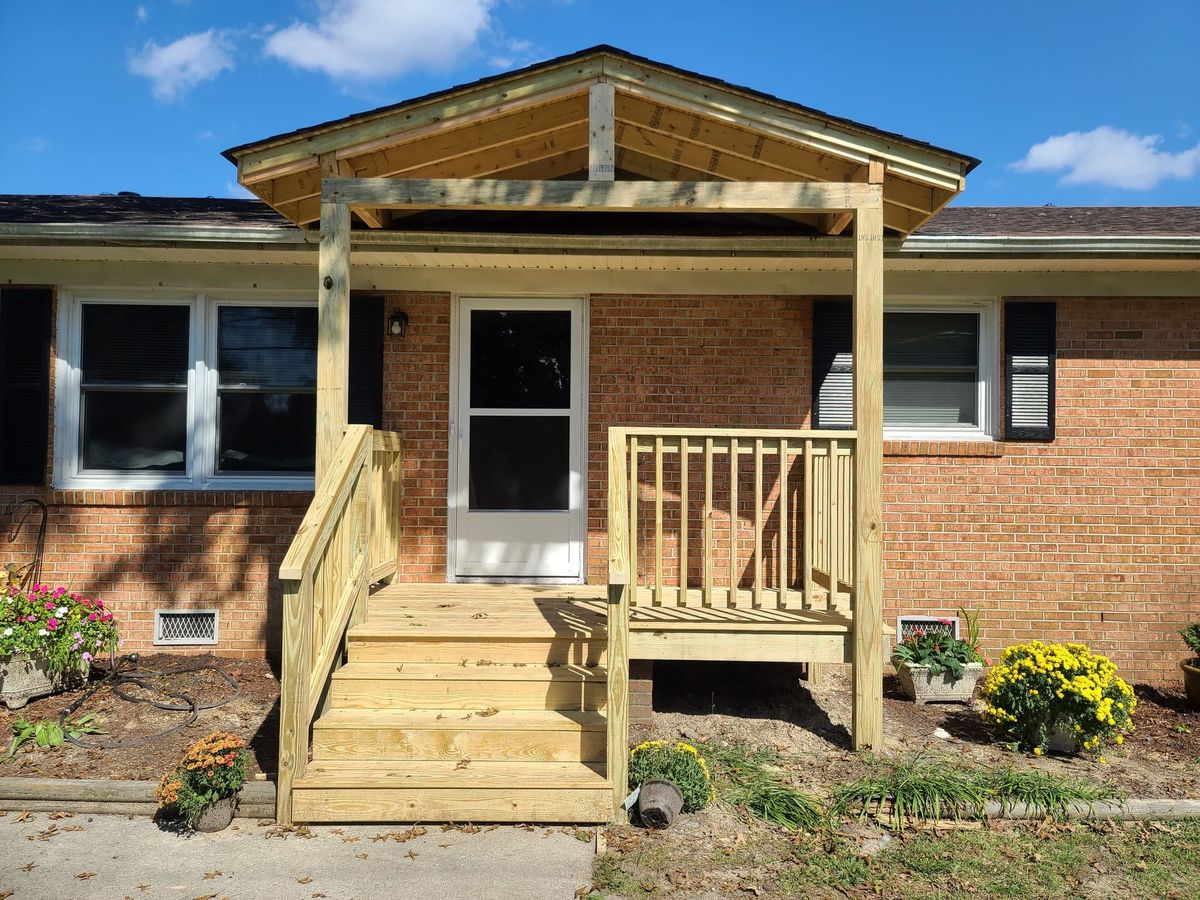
606, 428, 631, 824
851, 186, 885, 752
276, 577, 313, 824
316, 200, 350, 481
588, 83, 616, 181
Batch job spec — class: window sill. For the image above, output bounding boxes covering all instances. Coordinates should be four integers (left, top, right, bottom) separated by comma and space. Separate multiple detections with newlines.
884, 439, 1005, 458
56, 475, 315, 492
33, 488, 313, 508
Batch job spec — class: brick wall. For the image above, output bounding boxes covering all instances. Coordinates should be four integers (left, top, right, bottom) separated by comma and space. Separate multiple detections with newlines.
7, 290, 1197, 682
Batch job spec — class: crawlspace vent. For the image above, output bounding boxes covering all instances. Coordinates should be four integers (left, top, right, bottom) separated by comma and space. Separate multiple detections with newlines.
896, 615, 960, 642
154, 609, 218, 646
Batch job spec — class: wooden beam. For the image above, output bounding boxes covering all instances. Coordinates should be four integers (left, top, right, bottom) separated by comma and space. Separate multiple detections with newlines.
823, 159, 886, 236
589, 83, 615, 181
323, 177, 880, 214
316, 201, 350, 481
851, 198, 884, 752
320, 152, 385, 229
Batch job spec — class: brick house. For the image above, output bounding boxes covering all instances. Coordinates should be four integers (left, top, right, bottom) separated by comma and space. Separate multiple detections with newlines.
1, 47, 1197, 823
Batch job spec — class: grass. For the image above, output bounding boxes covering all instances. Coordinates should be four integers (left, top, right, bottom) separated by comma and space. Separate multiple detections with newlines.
593, 822, 1200, 899
832, 753, 1121, 829
701, 742, 825, 831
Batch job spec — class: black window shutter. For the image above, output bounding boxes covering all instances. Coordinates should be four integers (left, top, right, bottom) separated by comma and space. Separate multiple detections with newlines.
811, 298, 853, 429
1004, 301, 1056, 441
0, 288, 53, 484
348, 294, 384, 429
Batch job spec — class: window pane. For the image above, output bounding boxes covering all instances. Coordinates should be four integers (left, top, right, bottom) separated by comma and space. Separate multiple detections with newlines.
81, 305, 189, 385
469, 415, 569, 510
218, 306, 317, 388
884, 312, 978, 368
218, 392, 316, 473
883, 372, 978, 426
470, 311, 571, 409
81, 390, 187, 471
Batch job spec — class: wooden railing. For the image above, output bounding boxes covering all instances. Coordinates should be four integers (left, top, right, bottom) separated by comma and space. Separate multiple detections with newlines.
276, 425, 403, 823
605, 425, 856, 819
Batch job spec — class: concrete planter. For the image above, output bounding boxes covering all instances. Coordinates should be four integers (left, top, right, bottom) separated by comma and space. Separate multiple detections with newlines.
193, 793, 239, 832
894, 661, 984, 705
637, 780, 684, 829
1182, 660, 1200, 710
0, 653, 85, 710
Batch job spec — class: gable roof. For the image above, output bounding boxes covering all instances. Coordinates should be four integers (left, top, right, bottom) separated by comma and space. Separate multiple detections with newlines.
914, 206, 1200, 237
222, 45, 977, 236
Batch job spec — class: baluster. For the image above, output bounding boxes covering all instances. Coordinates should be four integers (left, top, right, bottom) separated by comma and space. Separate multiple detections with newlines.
703, 437, 714, 607
654, 436, 664, 606
753, 438, 763, 609
679, 437, 689, 607
803, 439, 814, 610
629, 433, 639, 605
778, 437, 788, 605
829, 439, 840, 611
728, 437, 738, 607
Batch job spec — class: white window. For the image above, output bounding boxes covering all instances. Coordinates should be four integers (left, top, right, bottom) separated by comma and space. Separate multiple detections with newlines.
55, 294, 317, 490
882, 299, 998, 440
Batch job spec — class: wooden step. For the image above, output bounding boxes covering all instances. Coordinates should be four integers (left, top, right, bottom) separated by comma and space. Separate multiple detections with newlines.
311, 708, 607, 762
292, 761, 610, 823
329, 661, 607, 711
346, 632, 605, 665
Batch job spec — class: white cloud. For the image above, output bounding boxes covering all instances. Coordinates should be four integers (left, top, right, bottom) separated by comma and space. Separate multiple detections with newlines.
264, 0, 498, 80
135, 5, 148, 23
129, 29, 235, 101
1010, 126, 1200, 190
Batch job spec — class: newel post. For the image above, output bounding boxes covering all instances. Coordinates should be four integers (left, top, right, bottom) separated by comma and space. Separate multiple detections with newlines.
316, 200, 350, 482
851, 187, 885, 752
606, 427, 631, 823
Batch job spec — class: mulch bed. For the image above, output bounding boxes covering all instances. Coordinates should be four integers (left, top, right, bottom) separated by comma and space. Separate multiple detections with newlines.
641, 661, 1200, 798
0, 653, 279, 782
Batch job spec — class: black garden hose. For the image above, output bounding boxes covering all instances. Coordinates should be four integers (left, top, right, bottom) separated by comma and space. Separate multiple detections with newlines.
58, 652, 242, 749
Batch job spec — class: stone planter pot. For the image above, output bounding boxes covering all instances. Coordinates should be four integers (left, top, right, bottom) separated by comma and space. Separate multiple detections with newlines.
1182, 660, 1200, 710
193, 793, 239, 833
893, 661, 984, 705
637, 780, 684, 829
1046, 724, 1077, 755
0, 653, 85, 710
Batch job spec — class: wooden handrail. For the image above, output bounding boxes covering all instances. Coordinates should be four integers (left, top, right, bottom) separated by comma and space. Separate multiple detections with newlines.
276, 424, 403, 824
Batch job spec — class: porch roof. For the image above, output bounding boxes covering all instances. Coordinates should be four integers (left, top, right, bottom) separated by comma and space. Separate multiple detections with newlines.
222, 45, 977, 237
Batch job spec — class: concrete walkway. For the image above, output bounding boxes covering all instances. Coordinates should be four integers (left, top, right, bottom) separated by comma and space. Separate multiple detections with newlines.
0, 812, 596, 899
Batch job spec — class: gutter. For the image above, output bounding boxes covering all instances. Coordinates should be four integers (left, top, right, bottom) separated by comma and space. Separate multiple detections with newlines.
0, 222, 1198, 260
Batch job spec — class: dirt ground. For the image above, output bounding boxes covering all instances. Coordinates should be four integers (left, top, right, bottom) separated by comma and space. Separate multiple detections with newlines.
638, 661, 1200, 799
0, 653, 279, 781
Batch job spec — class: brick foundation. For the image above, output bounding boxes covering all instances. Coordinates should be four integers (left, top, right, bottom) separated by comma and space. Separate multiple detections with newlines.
629, 660, 655, 725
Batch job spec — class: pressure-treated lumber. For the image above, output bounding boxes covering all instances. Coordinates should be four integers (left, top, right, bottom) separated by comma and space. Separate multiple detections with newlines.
322, 177, 881, 213
851, 197, 886, 752
589, 83, 616, 181
316, 201, 350, 481
606, 427, 631, 823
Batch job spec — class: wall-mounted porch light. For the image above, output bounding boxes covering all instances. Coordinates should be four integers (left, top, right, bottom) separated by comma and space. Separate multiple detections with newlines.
387, 310, 409, 338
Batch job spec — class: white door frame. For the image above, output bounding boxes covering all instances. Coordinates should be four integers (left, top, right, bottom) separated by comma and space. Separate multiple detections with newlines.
446, 294, 588, 582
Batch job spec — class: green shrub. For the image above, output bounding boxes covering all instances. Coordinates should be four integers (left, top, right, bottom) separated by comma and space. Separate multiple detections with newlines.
156, 731, 248, 828
1181, 623, 1200, 659
628, 740, 714, 812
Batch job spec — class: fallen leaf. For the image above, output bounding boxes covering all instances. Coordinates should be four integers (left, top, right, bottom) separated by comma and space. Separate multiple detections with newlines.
356, 852, 368, 860
478, 707, 499, 718
13, 811, 30, 823
47, 812, 74, 820
456, 759, 471, 770
406, 850, 419, 860
204, 871, 222, 880
75, 872, 97, 880
18, 862, 36, 872
340, 836, 361, 843
297, 876, 313, 885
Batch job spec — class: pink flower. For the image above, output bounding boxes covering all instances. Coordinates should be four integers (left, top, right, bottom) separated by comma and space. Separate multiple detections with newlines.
71, 643, 79, 652
73, 632, 82, 641
25, 615, 37, 623
101, 613, 113, 623
53, 587, 66, 597
82, 652, 92, 662
47, 618, 58, 630
44, 602, 55, 610
88, 613, 98, 622
95, 600, 104, 609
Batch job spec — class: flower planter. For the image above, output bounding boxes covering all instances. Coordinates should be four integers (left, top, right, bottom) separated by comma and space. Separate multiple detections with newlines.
0, 653, 85, 710
894, 661, 984, 705
1182, 660, 1200, 710
1047, 724, 1077, 755
637, 780, 684, 829
193, 793, 239, 833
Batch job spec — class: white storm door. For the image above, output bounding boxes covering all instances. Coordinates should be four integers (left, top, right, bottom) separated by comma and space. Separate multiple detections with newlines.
453, 298, 585, 579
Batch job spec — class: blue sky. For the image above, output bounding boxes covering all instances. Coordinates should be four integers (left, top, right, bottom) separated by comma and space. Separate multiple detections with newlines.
2, 0, 1198, 206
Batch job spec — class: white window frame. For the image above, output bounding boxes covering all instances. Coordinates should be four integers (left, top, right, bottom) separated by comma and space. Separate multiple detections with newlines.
881, 297, 998, 442
55, 291, 316, 490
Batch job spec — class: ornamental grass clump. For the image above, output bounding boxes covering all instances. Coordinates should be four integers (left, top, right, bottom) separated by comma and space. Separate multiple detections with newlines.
0, 580, 119, 672
156, 731, 248, 828
979, 641, 1135, 755
628, 740, 715, 812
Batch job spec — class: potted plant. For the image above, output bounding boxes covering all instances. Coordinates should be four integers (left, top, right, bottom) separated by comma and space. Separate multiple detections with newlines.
891, 612, 986, 704
627, 740, 715, 828
156, 731, 249, 832
0, 578, 119, 709
980, 640, 1136, 757
1181, 623, 1200, 709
